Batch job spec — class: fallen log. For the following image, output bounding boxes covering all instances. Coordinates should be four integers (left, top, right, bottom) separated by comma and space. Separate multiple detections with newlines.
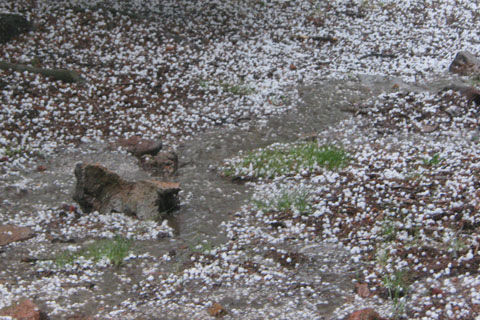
0, 60, 85, 83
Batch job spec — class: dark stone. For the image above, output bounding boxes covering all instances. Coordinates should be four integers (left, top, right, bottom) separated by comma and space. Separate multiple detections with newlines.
0, 14, 32, 44
459, 87, 480, 105
118, 136, 163, 157
449, 51, 480, 76
73, 163, 180, 220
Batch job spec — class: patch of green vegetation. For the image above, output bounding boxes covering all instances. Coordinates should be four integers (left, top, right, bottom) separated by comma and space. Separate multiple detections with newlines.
383, 269, 410, 317
376, 248, 390, 268
225, 142, 349, 179
446, 231, 468, 258
3, 145, 29, 158
56, 236, 131, 267
198, 78, 210, 89
220, 80, 255, 96
254, 188, 312, 215
470, 75, 480, 86
405, 225, 422, 248
380, 218, 398, 242
422, 153, 442, 166
269, 94, 288, 106
189, 238, 214, 253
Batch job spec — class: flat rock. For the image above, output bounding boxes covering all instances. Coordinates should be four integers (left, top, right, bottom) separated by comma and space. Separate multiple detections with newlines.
449, 51, 480, 76
0, 299, 44, 320
0, 225, 34, 246
118, 136, 163, 157
73, 163, 180, 220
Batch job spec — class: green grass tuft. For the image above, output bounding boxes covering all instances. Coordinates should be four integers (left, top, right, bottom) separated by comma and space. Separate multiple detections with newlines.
383, 269, 410, 317
254, 188, 312, 215
56, 236, 131, 267
224, 142, 349, 179
220, 81, 255, 96
422, 153, 442, 166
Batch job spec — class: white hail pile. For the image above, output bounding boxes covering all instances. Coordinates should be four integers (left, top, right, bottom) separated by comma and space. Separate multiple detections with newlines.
1, 0, 480, 319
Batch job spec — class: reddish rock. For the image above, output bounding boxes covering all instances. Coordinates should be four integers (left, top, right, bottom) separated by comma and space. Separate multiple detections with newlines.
0, 225, 34, 246
118, 136, 163, 157
355, 283, 371, 298
449, 51, 480, 75
73, 163, 180, 220
431, 287, 444, 295
0, 299, 44, 320
207, 302, 227, 318
36, 165, 47, 172
348, 308, 384, 320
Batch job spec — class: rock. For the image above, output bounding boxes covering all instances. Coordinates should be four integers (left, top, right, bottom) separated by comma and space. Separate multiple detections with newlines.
347, 308, 384, 320
73, 163, 180, 220
36, 165, 47, 172
355, 283, 371, 298
463, 88, 480, 105
449, 51, 480, 76
118, 136, 163, 157
0, 299, 45, 320
140, 151, 178, 176
0, 225, 34, 246
207, 302, 227, 318
0, 14, 32, 44
441, 85, 480, 106
456, 86, 480, 105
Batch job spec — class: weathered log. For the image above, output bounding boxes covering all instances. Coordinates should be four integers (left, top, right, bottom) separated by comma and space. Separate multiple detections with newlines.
0, 60, 85, 83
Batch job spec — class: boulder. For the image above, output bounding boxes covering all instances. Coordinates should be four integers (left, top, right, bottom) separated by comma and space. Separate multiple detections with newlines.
449, 51, 480, 76
73, 163, 180, 220
140, 151, 178, 176
0, 14, 32, 44
0, 299, 45, 320
0, 225, 34, 246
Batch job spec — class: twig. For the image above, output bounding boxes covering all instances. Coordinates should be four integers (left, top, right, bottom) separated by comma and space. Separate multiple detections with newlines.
360, 52, 398, 59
